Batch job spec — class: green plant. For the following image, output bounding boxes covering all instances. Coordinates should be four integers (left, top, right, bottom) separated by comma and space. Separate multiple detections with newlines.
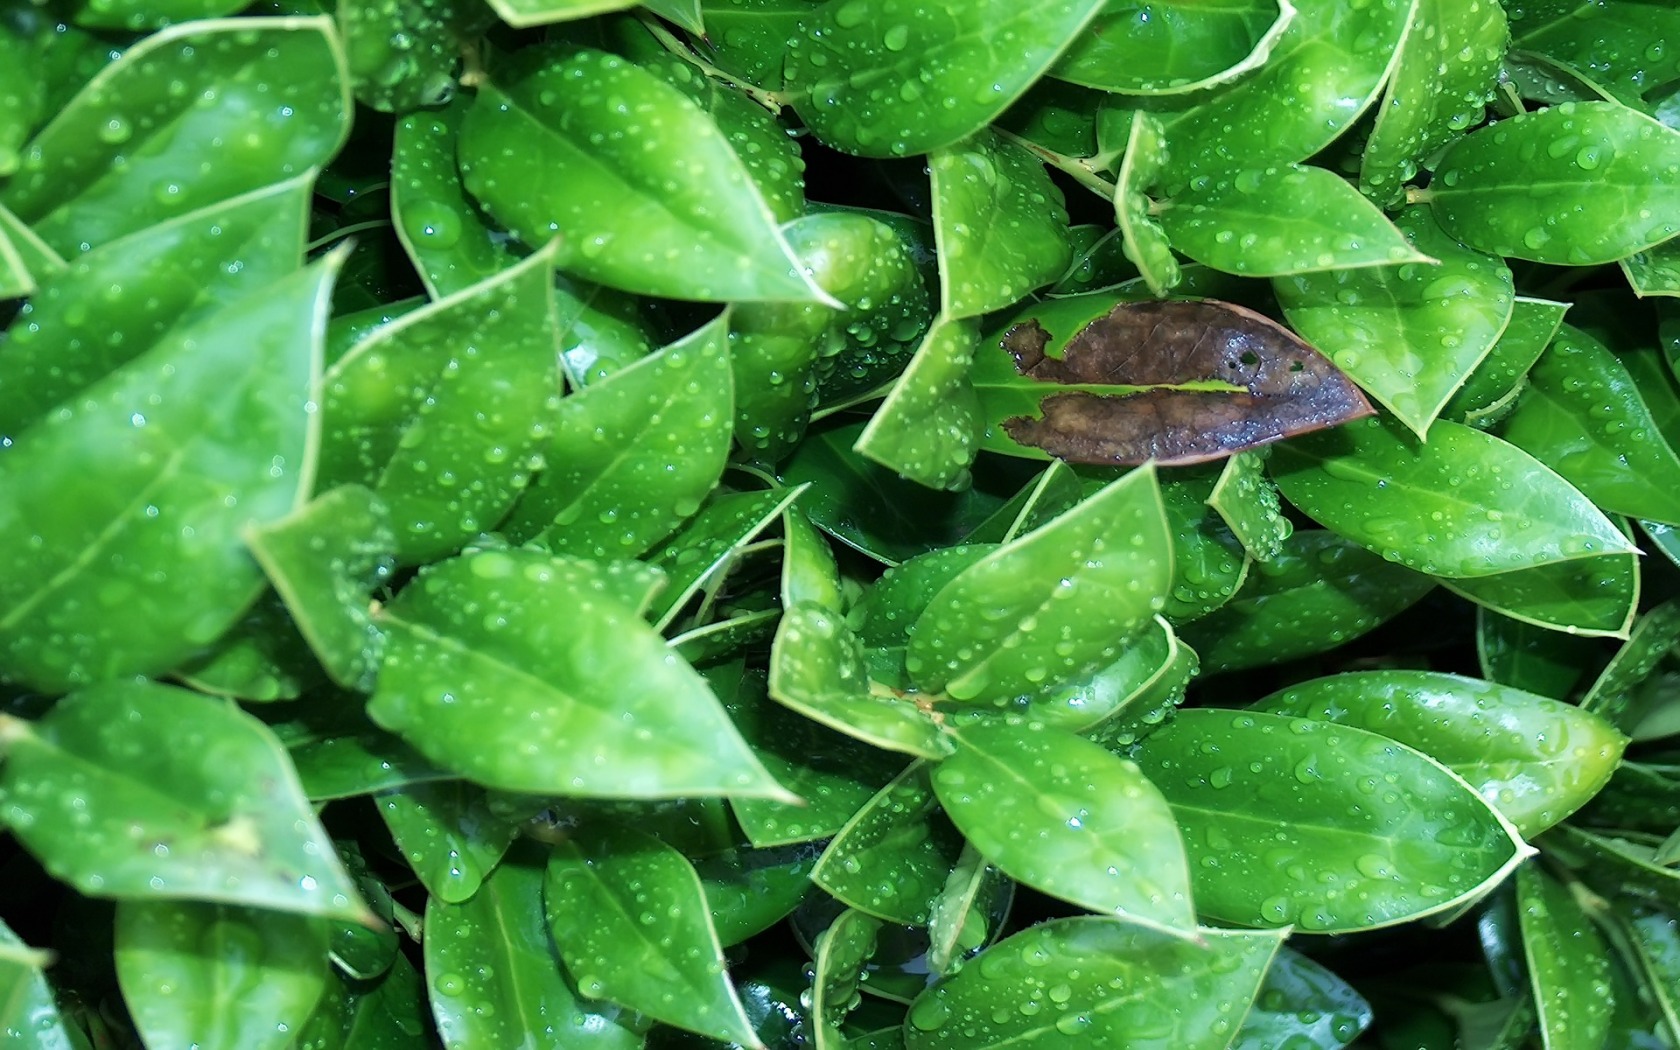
5, 0, 1680, 1047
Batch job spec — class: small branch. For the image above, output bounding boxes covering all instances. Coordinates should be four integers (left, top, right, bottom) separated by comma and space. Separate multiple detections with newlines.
639, 15, 787, 114
995, 128, 1119, 202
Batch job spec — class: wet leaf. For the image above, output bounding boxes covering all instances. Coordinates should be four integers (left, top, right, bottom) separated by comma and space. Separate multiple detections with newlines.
856, 544, 999, 686
1477, 608, 1599, 700
934, 720, 1194, 935
1501, 324, 1680, 526
1271, 415, 1636, 577
1131, 709, 1529, 932
115, 900, 328, 1050
459, 47, 826, 303
810, 909, 881, 1050
1444, 297, 1569, 427
246, 485, 396, 692
0, 917, 80, 1050
902, 918, 1282, 1050
338, 0, 482, 112
369, 548, 787, 799
1230, 945, 1372, 1050
1021, 616, 1181, 734
1441, 549, 1640, 639
694, 0, 812, 91
173, 594, 322, 703
1359, 0, 1508, 205
0, 253, 336, 692
931, 129, 1071, 319
854, 314, 984, 490
1582, 599, 1680, 731
1160, 164, 1428, 277
1178, 529, 1434, 673
1, 17, 349, 256
695, 844, 821, 949
644, 486, 803, 630
973, 296, 1374, 467
812, 763, 965, 926
1208, 451, 1291, 562
294, 952, 431, 1049
0, 680, 371, 921
926, 844, 1011, 976
781, 0, 1106, 158
377, 781, 517, 904
483, 0, 636, 28
781, 507, 844, 613
1517, 864, 1616, 1050
1111, 111, 1179, 296
1149, 0, 1413, 190
1623, 235, 1680, 298
1429, 101, 1680, 265
906, 465, 1171, 701
1275, 206, 1516, 437
1256, 670, 1627, 837
501, 314, 731, 559
1158, 466, 1249, 623
1510, 0, 1680, 103
1051, 0, 1294, 95
547, 823, 758, 1046
391, 96, 521, 300
425, 843, 643, 1050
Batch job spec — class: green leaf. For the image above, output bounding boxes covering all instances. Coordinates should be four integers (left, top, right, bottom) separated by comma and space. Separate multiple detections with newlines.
1623, 235, 1680, 297
1230, 946, 1372, 1050
903, 918, 1282, 1050
426, 843, 643, 1050
1275, 206, 1516, 437
319, 244, 561, 565
693, 0, 814, 91
369, 548, 788, 799
906, 465, 1172, 701
0, 174, 311, 441
246, 485, 396, 691
811, 762, 964, 925
1271, 415, 1636, 577
1021, 615, 1181, 734
1159, 466, 1249, 624
770, 602, 950, 759
695, 844, 820, 949
644, 486, 804, 630
459, 48, 827, 303
934, 720, 1194, 935
1429, 101, 1680, 264
931, 130, 1071, 318
1, 17, 350, 256
501, 314, 732, 558
1517, 864, 1616, 1050
0, 680, 370, 922
1582, 599, 1680, 730
1161, 165, 1428, 277
294, 952, 431, 1049
483, 0, 636, 28
1444, 297, 1570, 427
391, 96, 521, 300
1132, 708, 1530, 932
1440, 549, 1641, 639
1256, 670, 1628, 837
1208, 451, 1292, 562
854, 314, 983, 490
810, 909, 881, 1049
1477, 608, 1598, 700
1359, 0, 1508, 205
781, 0, 1106, 158
1500, 324, 1680, 526
377, 781, 517, 904
546, 823, 757, 1046
1051, 0, 1294, 95
338, 0, 481, 111
173, 594, 322, 702
115, 900, 328, 1050
781, 507, 844, 612
0, 252, 336, 692
0, 917, 81, 1050
926, 844, 1011, 976
1112, 111, 1180, 296
1510, 0, 1680, 103
1149, 0, 1413, 190
1178, 529, 1434, 673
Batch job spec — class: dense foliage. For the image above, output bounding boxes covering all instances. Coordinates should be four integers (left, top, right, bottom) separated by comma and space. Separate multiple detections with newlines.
4, 0, 1680, 1047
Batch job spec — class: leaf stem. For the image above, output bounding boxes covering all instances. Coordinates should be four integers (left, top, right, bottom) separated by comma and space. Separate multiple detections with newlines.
305, 220, 392, 254
995, 128, 1119, 202
639, 15, 787, 114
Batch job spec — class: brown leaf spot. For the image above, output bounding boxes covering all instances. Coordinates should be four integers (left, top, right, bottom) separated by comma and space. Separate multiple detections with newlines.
1000, 299, 1373, 465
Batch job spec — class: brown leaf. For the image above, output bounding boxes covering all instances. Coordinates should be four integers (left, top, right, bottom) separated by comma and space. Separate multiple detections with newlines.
998, 299, 1373, 466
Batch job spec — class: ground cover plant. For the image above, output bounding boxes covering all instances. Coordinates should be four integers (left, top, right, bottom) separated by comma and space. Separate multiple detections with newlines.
7, 0, 1680, 1046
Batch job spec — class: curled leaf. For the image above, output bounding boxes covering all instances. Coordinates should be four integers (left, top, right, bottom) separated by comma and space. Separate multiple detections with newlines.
979, 298, 1374, 465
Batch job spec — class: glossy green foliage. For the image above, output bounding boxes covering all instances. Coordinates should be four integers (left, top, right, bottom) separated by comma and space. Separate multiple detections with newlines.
854, 314, 983, 490
1510, 1, 1680, 111
1276, 206, 1515, 436
1429, 101, 1680, 265
0, 918, 79, 1049
1444, 296, 1569, 427
904, 919, 1282, 1049
1112, 111, 1178, 295
338, 0, 483, 111
782, 0, 1106, 158
1052, 0, 1291, 95
1272, 415, 1634, 577
1230, 945, 1372, 1049
115, 901, 329, 1050
934, 721, 1193, 934
2, 17, 349, 256
370, 548, 786, 798
906, 466, 1171, 701
1256, 670, 1628, 836
1132, 709, 1527, 932
501, 314, 731, 557
1160, 164, 1425, 277
1208, 451, 1291, 562
1501, 324, 1680, 526
931, 130, 1071, 319
547, 823, 757, 1044
811, 762, 963, 925
1442, 547, 1641, 638
459, 48, 825, 303
0, 681, 369, 921
0, 253, 335, 691
1517, 864, 1616, 1050
377, 781, 516, 903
